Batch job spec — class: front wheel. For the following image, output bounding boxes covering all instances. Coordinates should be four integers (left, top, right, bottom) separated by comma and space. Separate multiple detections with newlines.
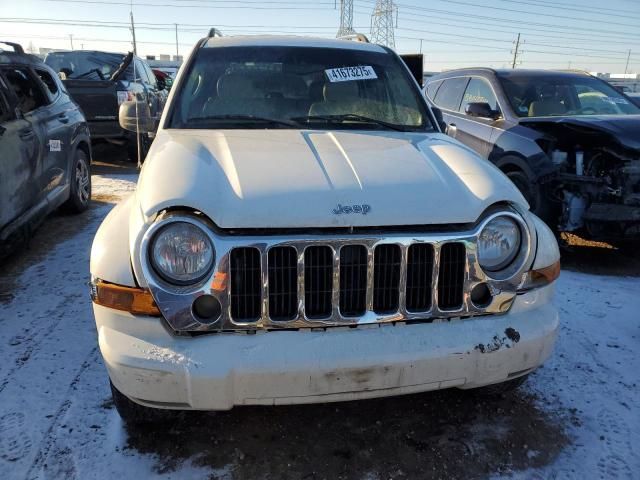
63, 149, 91, 213
506, 170, 539, 212
110, 381, 173, 426
505, 170, 557, 227
473, 374, 530, 397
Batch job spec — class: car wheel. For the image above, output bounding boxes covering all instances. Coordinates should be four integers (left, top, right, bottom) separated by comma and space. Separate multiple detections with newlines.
506, 170, 539, 211
110, 381, 172, 426
473, 374, 530, 397
126, 133, 150, 164
505, 170, 558, 225
64, 149, 91, 213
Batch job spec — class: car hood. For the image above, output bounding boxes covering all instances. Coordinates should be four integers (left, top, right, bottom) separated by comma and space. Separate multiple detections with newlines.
520, 115, 640, 151
137, 129, 526, 229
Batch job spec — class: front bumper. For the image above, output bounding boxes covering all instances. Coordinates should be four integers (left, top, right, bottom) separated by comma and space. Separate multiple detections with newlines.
96, 285, 558, 411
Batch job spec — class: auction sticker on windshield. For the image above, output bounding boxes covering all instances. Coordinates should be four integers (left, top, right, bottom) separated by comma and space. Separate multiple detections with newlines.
325, 66, 377, 82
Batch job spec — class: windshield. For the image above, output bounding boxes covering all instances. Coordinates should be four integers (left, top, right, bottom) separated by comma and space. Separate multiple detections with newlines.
168, 45, 432, 131
44, 51, 133, 80
497, 72, 640, 117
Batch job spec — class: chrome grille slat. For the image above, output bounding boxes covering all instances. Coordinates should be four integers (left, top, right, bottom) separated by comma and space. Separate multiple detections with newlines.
304, 246, 333, 319
406, 243, 434, 312
339, 245, 368, 317
230, 247, 262, 321
268, 246, 297, 321
373, 244, 401, 314
437, 242, 466, 310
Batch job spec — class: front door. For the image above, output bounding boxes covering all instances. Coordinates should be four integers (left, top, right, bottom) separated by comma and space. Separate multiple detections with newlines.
0, 74, 41, 231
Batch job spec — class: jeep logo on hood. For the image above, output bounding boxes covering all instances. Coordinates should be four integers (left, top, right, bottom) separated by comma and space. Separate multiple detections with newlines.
332, 204, 371, 215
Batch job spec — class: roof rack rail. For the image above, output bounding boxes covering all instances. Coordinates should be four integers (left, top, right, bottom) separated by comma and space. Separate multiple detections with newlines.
0, 41, 25, 54
208, 28, 223, 38
337, 33, 370, 43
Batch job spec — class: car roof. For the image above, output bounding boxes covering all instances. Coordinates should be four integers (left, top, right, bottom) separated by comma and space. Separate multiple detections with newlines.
46, 49, 128, 57
428, 67, 593, 81
0, 49, 46, 67
202, 35, 388, 53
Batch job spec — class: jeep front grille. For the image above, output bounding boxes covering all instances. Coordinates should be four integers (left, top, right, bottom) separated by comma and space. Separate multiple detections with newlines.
142, 210, 533, 332
228, 241, 467, 323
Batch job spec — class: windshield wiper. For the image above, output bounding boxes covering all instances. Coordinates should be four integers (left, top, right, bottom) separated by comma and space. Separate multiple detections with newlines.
291, 114, 409, 132
187, 114, 297, 128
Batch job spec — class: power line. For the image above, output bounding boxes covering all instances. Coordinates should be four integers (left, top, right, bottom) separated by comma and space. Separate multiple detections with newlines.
40, 0, 333, 9
418, 0, 640, 30
354, 0, 640, 40
492, 0, 640, 19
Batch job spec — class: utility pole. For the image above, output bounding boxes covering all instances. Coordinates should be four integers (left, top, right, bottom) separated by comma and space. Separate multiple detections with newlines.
419, 38, 423, 53
511, 33, 521, 69
370, 0, 396, 48
175, 23, 179, 58
624, 49, 631, 75
130, 10, 137, 55
337, 0, 355, 37
69, 34, 74, 50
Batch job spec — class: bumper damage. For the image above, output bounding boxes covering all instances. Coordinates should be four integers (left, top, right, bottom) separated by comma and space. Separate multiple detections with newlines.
96, 286, 558, 411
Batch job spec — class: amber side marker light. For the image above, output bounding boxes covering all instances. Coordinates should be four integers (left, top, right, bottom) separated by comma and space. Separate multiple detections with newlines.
90, 280, 161, 316
519, 260, 561, 292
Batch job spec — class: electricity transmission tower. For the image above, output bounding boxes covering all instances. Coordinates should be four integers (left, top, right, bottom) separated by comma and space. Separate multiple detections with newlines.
337, 0, 355, 37
370, 0, 396, 48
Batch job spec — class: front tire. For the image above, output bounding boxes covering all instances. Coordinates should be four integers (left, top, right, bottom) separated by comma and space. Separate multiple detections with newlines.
473, 374, 529, 397
110, 381, 172, 426
505, 170, 557, 227
64, 149, 91, 213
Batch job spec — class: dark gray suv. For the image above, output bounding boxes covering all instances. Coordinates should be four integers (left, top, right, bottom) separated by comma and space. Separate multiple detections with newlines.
0, 42, 91, 252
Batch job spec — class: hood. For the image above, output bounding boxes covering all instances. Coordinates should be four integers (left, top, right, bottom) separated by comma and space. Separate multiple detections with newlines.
520, 115, 640, 151
137, 130, 526, 229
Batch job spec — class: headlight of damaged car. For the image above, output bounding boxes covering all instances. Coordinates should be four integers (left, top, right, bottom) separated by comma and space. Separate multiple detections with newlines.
478, 216, 521, 272
151, 222, 214, 284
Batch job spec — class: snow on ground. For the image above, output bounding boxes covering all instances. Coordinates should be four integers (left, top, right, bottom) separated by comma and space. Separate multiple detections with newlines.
0, 169, 638, 479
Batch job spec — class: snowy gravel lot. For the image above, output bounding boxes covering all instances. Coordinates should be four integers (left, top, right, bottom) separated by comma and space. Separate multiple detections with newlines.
0, 159, 638, 479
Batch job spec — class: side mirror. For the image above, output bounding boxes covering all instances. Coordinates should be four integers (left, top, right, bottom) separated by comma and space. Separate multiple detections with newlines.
156, 77, 166, 91
118, 100, 156, 133
465, 102, 499, 119
430, 106, 448, 132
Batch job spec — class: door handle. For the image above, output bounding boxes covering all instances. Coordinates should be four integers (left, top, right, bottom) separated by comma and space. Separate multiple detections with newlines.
19, 128, 35, 140
58, 113, 69, 123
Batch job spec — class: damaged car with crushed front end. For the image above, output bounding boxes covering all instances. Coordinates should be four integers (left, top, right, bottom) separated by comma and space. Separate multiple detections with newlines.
425, 69, 640, 242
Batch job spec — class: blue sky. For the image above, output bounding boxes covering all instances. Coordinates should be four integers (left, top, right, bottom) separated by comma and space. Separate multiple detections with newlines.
1, 0, 638, 73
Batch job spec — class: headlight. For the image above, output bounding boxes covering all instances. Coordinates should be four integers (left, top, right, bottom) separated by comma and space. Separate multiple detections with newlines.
150, 222, 214, 284
478, 216, 521, 272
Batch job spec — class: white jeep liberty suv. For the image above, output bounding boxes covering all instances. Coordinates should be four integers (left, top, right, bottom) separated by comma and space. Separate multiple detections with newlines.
90, 35, 560, 424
